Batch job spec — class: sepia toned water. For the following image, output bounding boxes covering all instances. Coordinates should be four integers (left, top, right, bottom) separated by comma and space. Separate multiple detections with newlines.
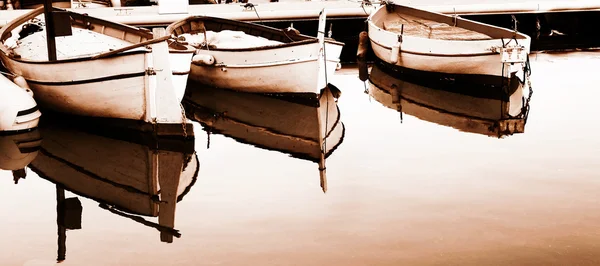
1, 51, 600, 266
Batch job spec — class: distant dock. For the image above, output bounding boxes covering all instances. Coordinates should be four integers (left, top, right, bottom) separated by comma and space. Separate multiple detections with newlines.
0, 0, 598, 62
0, 1, 599, 26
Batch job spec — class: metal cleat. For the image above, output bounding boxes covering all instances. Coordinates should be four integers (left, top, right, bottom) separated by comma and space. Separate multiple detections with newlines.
500, 45, 527, 64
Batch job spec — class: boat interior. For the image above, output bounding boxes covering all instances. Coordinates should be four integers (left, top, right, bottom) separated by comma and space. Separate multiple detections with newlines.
373, 4, 530, 41
166, 16, 326, 51
0, 6, 154, 60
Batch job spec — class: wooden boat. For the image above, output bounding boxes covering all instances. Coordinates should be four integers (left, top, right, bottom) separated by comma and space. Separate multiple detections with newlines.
0, 7, 192, 137
0, 73, 41, 133
368, 61, 531, 137
182, 80, 344, 192
29, 119, 199, 243
165, 9, 345, 96
0, 128, 41, 184
365, 2, 531, 86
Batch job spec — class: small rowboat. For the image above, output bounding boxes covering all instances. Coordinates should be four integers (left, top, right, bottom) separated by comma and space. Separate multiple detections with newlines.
364, 2, 531, 86
166, 9, 345, 97
368, 61, 531, 138
182, 81, 345, 192
0, 7, 190, 137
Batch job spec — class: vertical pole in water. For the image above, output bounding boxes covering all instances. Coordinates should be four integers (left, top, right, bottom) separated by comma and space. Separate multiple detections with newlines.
56, 185, 66, 262
43, 0, 57, 61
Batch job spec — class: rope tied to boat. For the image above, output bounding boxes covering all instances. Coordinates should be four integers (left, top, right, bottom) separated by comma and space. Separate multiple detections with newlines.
241, 3, 262, 24
179, 102, 188, 139
452, 8, 457, 27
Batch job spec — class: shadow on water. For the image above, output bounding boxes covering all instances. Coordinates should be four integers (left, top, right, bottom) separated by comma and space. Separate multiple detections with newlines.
181, 80, 345, 192
367, 61, 533, 138
1, 115, 200, 262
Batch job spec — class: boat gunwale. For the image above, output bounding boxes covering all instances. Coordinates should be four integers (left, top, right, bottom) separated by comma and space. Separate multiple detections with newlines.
0, 6, 155, 64
165, 15, 344, 53
369, 37, 501, 57
190, 54, 341, 68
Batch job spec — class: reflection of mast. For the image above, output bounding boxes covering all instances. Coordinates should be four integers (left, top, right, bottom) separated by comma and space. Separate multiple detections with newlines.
56, 185, 65, 263
56, 185, 82, 263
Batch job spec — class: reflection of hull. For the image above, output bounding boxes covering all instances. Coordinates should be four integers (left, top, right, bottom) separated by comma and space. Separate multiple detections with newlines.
369, 62, 529, 137
0, 128, 41, 171
183, 83, 345, 162
29, 121, 199, 242
30, 124, 198, 215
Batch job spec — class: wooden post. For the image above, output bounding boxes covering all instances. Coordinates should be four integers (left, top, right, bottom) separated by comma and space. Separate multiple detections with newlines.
43, 0, 57, 61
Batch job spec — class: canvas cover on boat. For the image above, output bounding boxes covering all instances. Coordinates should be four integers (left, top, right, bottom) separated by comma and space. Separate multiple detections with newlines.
178, 30, 283, 49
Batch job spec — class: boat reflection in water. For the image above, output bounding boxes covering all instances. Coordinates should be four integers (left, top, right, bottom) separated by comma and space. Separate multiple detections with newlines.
0, 129, 42, 184
368, 61, 532, 137
27, 117, 199, 262
182, 81, 345, 192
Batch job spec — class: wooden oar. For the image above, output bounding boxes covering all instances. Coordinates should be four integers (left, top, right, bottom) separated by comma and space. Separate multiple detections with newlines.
91, 35, 171, 59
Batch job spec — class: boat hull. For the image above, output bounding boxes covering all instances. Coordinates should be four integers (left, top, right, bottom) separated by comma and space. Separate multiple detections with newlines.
0, 74, 41, 132
367, 4, 531, 81
1, 51, 150, 120
186, 42, 343, 95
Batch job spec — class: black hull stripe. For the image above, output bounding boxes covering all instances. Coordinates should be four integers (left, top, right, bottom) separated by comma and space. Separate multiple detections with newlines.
26, 72, 147, 86
4, 50, 150, 65
173, 71, 190, 75
16, 105, 39, 116
19, 145, 42, 154
35, 149, 156, 197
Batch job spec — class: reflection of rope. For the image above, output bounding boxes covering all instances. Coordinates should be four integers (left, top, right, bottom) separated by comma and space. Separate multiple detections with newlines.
242, 3, 262, 24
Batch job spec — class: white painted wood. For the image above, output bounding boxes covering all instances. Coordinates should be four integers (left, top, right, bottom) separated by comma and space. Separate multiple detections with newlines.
367, 4, 531, 78
151, 27, 185, 124
158, 0, 189, 15
187, 41, 343, 94
0, 9, 187, 126
0, 74, 40, 132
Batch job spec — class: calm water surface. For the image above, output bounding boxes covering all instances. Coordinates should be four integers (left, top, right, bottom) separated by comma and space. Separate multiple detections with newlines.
1, 51, 600, 266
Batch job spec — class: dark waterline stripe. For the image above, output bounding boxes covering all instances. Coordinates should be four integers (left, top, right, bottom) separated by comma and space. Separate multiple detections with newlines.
16, 105, 39, 116
26, 72, 147, 86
